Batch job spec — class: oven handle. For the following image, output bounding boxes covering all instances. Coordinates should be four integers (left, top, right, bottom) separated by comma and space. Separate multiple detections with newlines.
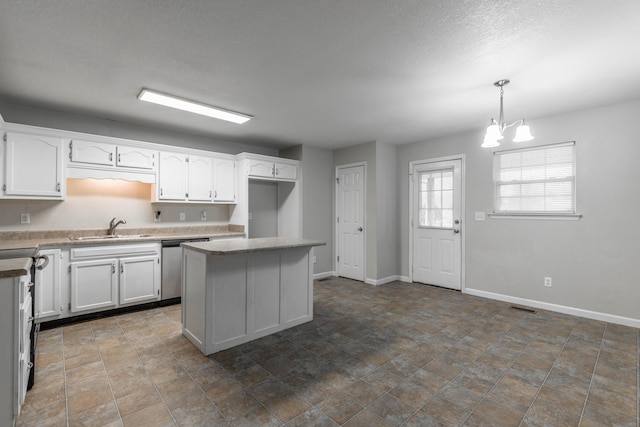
35, 255, 50, 271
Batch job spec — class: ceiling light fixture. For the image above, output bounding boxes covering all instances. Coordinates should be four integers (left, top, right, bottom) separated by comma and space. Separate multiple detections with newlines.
482, 79, 533, 148
137, 89, 252, 124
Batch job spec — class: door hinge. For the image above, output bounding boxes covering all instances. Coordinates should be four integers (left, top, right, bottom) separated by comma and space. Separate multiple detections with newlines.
68, 265, 71, 273
2, 184, 5, 191
337, 255, 340, 262
336, 177, 339, 184
157, 289, 160, 295
68, 303, 71, 310
3, 134, 6, 142
157, 258, 160, 264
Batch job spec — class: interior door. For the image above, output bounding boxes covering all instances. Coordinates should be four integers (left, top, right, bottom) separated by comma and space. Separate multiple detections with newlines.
412, 159, 462, 290
337, 165, 365, 281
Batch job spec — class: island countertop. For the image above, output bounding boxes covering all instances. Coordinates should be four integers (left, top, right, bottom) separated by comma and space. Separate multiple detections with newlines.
181, 237, 326, 255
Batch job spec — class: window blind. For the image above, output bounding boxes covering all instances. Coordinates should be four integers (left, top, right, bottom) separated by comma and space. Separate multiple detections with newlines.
494, 142, 575, 214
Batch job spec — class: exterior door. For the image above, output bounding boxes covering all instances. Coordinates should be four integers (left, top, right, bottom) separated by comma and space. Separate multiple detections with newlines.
412, 159, 462, 290
337, 165, 365, 281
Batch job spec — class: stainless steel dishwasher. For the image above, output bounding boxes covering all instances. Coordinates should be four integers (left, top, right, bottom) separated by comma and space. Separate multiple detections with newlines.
161, 238, 209, 300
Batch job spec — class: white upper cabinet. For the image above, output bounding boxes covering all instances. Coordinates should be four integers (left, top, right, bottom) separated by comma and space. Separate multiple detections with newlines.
157, 152, 216, 202
157, 152, 188, 201
244, 154, 298, 182
188, 155, 213, 201
116, 146, 155, 170
69, 139, 115, 166
4, 132, 65, 198
275, 162, 298, 181
213, 157, 236, 202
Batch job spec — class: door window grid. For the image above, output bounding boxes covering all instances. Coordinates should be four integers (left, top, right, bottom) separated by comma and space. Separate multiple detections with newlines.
418, 169, 453, 228
494, 142, 575, 214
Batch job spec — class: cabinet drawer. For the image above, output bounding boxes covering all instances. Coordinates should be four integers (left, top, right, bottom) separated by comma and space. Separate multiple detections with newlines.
71, 243, 159, 260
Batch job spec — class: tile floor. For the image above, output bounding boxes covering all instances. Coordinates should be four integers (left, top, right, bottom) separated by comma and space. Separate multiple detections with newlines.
18, 277, 639, 426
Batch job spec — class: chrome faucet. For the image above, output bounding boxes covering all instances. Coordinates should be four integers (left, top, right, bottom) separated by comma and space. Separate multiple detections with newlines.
108, 217, 126, 236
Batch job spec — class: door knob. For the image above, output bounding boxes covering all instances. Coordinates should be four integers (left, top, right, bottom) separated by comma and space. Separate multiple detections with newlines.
357, 227, 363, 232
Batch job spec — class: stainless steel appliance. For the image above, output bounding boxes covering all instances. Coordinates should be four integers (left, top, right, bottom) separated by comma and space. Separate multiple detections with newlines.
0, 247, 48, 390
161, 238, 209, 301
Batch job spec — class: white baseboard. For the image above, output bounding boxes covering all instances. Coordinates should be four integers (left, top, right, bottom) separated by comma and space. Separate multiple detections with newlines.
313, 271, 336, 280
364, 275, 403, 286
398, 275, 411, 283
465, 288, 640, 329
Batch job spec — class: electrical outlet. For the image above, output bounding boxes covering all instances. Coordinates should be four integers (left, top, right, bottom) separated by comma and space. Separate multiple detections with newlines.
475, 211, 485, 221
20, 213, 30, 224
544, 277, 552, 287
154, 211, 162, 222
201, 211, 206, 221
248, 212, 253, 220
179, 212, 186, 221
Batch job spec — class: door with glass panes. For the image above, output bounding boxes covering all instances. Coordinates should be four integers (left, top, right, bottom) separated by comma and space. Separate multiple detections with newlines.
412, 159, 462, 290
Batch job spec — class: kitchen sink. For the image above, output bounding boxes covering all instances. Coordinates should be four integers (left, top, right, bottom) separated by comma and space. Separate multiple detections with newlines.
70, 234, 154, 241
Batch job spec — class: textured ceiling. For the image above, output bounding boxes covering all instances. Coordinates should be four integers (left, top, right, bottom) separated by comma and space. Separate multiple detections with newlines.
1, 0, 639, 149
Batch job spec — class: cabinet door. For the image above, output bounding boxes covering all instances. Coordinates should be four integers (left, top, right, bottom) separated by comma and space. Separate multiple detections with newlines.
116, 146, 156, 170
187, 155, 213, 201
247, 160, 274, 178
70, 259, 117, 312
119, 255, 160, 305
275, 162, 298, 181
213, 157, 236, 202
5, 132, 64, 197
35, 249, 62, 320
69, 139, 115, 166
158, 152, 187, 200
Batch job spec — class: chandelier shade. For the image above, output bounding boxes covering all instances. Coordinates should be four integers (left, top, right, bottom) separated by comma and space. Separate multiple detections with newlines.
482, 79, 533, 147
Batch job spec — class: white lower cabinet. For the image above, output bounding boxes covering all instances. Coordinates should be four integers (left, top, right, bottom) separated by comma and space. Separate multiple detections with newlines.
69, 243, 160, 314
119, 255, 160, 305
0, 272, 31, 426
70, 258, 118, 313
35, 248, 63, 321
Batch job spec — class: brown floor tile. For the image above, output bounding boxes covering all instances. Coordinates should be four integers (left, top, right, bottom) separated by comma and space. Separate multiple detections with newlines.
317, 391, 363, 425
472, 398, 525, 427
121, 401, 175, 427
421, 395, 471, 426
17, 279, 640, 427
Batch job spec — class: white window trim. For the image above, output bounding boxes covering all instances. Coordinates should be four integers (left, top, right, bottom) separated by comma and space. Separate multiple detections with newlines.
492, 141, 580, 220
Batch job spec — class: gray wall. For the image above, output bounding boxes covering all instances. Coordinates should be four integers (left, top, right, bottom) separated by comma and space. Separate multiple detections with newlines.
281, 145, 334, 276
248, 181, 278, 238
397, 99, 640, 321
375, 142, 398, 281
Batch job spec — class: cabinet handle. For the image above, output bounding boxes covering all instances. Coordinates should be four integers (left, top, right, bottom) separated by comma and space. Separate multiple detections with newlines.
120, 264, 124, 274
185, 193, 189, 198
275, 168, 279, 176
112, 264, 115, 274
160, 188, 163, 196
214, 190, 217, 198
27, 362, 33, 369
56, 182, 61, 192
109, 153, 113, 161
118, 153, 121, 163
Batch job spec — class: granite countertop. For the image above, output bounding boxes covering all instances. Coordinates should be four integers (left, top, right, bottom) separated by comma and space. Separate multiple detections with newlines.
0, 257, 32, 279
0, 225, 245, 252
0, 226, 246, 276
182, 237, 326, 255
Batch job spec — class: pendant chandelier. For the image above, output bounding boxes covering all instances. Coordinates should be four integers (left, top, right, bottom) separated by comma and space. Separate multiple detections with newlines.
481, 79, 533, 148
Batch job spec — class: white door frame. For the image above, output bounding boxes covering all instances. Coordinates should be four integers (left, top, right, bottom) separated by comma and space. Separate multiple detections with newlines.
335, 162, 367, 281
409, 154, 466, 291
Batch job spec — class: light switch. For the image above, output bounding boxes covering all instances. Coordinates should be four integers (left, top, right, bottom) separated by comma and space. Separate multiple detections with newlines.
179, 212, 186, 221
20, 213, 30, 224
475, 211, 485, 221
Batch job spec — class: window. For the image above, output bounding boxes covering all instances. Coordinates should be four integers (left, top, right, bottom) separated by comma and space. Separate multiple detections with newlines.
494, 142, 575, 215
418, 168, 454, 228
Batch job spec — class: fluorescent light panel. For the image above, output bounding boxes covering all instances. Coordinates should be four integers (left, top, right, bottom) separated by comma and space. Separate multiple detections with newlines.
137, 89, 251, 124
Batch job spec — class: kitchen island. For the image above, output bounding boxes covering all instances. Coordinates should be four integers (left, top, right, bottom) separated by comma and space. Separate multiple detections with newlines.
181, 237, 325, 355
